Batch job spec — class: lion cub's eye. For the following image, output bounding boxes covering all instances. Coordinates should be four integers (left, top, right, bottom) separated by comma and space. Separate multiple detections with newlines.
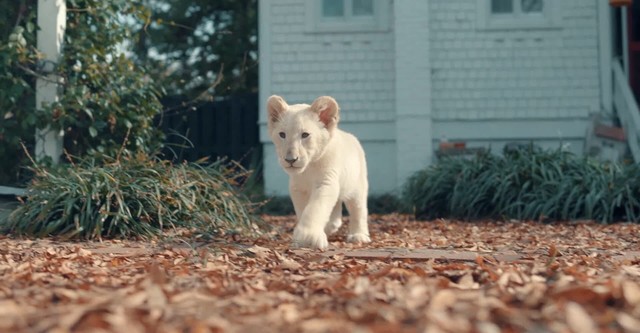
279, 132, 286, 139
301, 132, 310, 139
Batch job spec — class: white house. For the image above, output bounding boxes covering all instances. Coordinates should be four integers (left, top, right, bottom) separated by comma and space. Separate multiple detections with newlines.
259, 0, 640, 195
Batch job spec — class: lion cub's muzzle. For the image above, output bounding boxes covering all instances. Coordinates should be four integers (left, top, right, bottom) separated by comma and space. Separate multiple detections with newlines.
284, 156, 299, 167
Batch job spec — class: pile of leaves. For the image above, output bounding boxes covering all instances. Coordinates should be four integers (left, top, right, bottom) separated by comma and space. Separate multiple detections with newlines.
404, 147, 640, 223
1, 215, 639, 332
3, 154, 260, 240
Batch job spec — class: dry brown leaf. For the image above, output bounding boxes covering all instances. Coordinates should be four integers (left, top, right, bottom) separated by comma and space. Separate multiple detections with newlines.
497, 270, 524, 288
57, 306, 98, 331
476, 321, 501, 333
272, 249, 301, 270
0, 300, 22, 318
247, 245, 271, 259
403, 283, 429, 311
454, 272, 478, 289
622, 281, 640, 306
147, 262, 167, 285
617, 312, 640, 333
565, 302, 598, 333
352, 276, 370, 295
429, 289, 457, 311
422, 323, 448, 333
299, 318, 356, 333
552, 286, 605, 305
622, 265, 640, 277
429, 311, 472, 333
145, 283, 167, 321
515, 282, 547, 307
275, 303, 300, 323
122, 291, 149, 308
104, 307, 147, 333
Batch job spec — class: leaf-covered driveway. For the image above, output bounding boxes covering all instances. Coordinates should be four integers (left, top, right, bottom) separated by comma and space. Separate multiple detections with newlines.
1, 215, 640, 332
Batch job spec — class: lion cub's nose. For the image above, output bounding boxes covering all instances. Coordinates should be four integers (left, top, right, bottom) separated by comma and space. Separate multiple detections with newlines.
285, 156, 299, 165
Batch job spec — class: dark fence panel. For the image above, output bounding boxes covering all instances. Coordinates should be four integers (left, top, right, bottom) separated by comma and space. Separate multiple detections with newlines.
156, 93, 261, 170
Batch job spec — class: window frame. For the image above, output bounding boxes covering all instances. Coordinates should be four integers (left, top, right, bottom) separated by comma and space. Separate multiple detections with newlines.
477, 0, 561, 31
305, 0, 390, 33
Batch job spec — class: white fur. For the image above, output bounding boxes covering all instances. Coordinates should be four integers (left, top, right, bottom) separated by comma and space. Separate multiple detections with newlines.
267, 95, 371, 249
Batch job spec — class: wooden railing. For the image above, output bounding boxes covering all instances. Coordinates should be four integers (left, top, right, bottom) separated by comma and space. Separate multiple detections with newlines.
613, 59, 640, 162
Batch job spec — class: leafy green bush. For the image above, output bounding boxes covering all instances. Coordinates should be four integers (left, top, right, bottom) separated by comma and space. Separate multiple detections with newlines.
369, 194, 407, 215
0, 1, 39, 185
404, 146, 640, 223
255, 196, 295, 216
0, 0, 163, 185
3, 154, 261, 240
57, 0, 164, 158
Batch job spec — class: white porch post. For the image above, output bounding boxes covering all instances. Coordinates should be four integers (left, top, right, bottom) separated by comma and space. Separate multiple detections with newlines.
598, 0, 613, 112
622, 6, 630, 77
35, 0, 66, 164
394, 1, 433, 188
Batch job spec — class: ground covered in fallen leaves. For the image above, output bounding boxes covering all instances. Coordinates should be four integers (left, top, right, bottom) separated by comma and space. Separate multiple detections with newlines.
1, 215, 640, 333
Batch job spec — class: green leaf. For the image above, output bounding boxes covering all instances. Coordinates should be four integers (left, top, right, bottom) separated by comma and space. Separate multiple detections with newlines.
89, 126, 98, 137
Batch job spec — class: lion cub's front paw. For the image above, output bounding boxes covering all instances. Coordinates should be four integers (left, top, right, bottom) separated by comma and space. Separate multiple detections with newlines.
347, 233, 371, 244
292, 227, 329, 250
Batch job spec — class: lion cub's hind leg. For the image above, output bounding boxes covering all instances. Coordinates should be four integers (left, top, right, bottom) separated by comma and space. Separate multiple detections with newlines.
345, 195, 371, 243
324, 201, 343, 236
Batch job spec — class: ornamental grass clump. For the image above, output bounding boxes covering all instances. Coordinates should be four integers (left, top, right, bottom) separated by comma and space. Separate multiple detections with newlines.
404, 146, 640, 223
3, 154, 261, 240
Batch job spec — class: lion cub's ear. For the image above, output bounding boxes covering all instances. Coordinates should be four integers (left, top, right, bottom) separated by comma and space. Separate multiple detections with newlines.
310, 96, 340, 130
267, 95, 288, 123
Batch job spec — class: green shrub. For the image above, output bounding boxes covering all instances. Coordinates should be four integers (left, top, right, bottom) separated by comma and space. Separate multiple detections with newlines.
57, 0, 164, 159
0, 0, 163, 185
3, 154, 261, 240
255, 196, 295, 216
404, 146, 640, 223
0, 1, 39, 185
368, 194, 406, 215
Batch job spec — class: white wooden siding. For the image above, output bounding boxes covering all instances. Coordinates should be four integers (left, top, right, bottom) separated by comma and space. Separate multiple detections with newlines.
266, 0, 395, 123
429, 0, 600, 122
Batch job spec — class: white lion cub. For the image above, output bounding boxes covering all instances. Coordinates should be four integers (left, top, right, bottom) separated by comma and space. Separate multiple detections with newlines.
267, 95, 371, 250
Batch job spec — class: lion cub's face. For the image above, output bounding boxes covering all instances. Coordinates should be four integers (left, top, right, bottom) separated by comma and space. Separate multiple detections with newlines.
267, 95, 340, 174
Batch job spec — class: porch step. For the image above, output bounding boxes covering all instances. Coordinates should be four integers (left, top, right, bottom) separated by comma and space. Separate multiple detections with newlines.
0, 186, 26, 196
585, 114, 628, 162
